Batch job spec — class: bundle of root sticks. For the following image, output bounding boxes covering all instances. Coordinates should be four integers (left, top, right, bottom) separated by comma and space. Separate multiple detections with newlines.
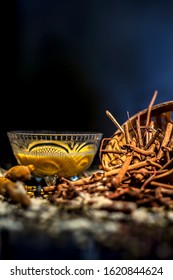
97, 91, 173, 208
49, 90, 173, 209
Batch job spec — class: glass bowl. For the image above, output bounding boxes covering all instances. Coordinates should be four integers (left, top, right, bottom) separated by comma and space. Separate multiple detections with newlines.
7, 131, 103, 182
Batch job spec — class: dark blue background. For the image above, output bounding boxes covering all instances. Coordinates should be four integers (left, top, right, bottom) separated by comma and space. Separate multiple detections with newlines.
1, 0, 173, 168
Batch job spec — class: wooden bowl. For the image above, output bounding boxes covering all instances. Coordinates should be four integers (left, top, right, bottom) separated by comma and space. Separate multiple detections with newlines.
100, 101, 173, 170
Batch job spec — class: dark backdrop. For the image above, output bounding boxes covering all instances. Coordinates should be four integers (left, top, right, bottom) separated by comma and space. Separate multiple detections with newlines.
1, 0, 173, 169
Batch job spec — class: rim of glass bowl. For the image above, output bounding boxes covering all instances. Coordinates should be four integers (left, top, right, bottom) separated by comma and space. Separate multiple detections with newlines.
7, 131, 103, 142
